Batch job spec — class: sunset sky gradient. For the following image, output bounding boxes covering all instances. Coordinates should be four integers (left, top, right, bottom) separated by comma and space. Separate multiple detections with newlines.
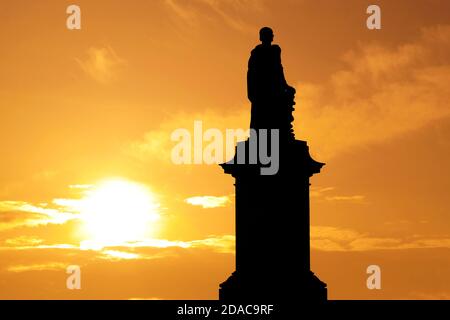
0, 0, 449, 299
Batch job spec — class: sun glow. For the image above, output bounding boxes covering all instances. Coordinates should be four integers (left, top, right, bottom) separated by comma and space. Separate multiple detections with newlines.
79, 179, 160, 247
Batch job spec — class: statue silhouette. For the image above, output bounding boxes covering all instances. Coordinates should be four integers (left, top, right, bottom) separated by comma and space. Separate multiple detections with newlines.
247, 27, 288, 103
247, 27, 296, 139
219, 27, 327, 303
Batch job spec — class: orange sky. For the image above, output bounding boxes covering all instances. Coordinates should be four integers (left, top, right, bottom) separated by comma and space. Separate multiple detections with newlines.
0, 0, 449, 299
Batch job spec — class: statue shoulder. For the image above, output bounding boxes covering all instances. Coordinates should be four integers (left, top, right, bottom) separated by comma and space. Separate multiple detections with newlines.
250, 44, 280, 57
271, 44, 281, 52
251, 44, 264, 54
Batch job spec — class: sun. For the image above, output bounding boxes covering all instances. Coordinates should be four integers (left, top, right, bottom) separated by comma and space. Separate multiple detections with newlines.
79, 179, 160, 247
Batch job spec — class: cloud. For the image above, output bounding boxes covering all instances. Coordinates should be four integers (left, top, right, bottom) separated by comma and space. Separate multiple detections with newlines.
0, 242, 79, 251
79, 238, 190, 251
8, 224, 447, 256
81, 235, 235, 254
100, 250, 178, 261
296, 25, 450, 159
311, 226, 450, 252
80, 235, 236, 255
165, 0, 197, 23
324, 195, 365, 202
127, 129, 174, 163
310, 187, 366, 203
190, 235, 235, 253
3, 236, 44, 247
164, 0, 264, 33
1, 234, 235, 261
310, 187, 335, 197
185, 195, 230, 208
100, 250, 143, 261
76, 47, 125, 84
7, 262, 66, 273
0, 200, 78, 230
125, 109, 250, 164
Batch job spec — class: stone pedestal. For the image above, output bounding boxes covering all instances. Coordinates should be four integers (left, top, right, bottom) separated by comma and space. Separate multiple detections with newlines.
219, 139, 327, 302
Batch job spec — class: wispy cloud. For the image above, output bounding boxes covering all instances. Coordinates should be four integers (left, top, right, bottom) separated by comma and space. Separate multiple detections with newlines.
164, 0, 264, 33
325, 195, 365, 202
125, 109, 249, 164
310, 187, 366, 203
76, 47, 125, 84
2, 234, 235, 262
311, 226, 450, 252
79, 238, 190, 251
310, 187, 335, 197
190, 235, 235, 253
165, 0, 197, 24
100, 250, 142, 261
7, 262, 66, 273
297, 25, 450, 159
185, 195, 230, 208
0, 242, 78, 251
101, 250, 177, 261
81, 235, 235, 254
4, 236, 44, 247
0, 200, 78, 230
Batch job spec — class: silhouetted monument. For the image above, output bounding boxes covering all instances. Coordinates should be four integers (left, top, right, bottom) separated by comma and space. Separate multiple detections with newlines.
247, 27, 296, 139
219, 27, 327, 301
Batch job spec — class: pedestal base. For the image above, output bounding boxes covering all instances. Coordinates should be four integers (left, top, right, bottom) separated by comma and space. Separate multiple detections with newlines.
219, 270, 327, 302
219, 139, 327, 302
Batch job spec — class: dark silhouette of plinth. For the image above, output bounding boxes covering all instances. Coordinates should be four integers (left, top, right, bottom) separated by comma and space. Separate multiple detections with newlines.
219, 27, 327, 302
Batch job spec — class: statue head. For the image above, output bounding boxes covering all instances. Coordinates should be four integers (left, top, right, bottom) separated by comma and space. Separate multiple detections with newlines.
259, 27, 274, 45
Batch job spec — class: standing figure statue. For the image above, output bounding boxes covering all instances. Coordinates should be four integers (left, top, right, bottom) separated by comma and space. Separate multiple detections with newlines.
247, 27, 296, 139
